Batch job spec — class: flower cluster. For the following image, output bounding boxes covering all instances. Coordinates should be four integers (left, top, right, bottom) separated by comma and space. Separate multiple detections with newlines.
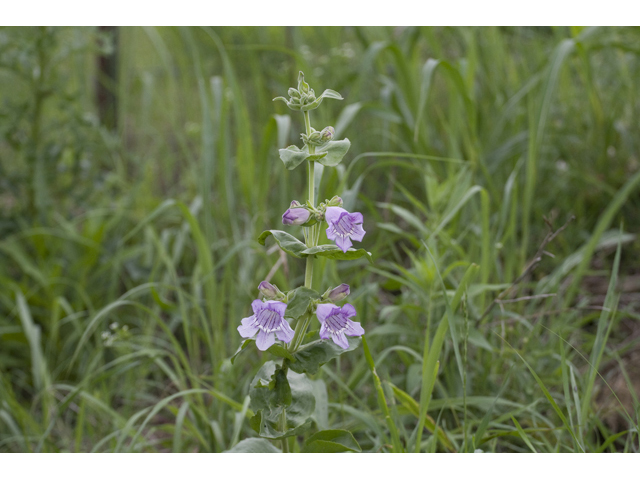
238, 282, 363, 350
273, 72, 343, 112
301, 126, 334, 147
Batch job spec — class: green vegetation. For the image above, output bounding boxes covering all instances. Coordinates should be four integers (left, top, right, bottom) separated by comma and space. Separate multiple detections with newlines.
1, 26, 639, 453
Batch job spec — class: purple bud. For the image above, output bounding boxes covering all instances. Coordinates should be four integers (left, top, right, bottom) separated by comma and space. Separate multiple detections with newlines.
327, 283, 350, 302
258, 281, 281, 300
320, 126, 334, 142
282, 206, 311, 226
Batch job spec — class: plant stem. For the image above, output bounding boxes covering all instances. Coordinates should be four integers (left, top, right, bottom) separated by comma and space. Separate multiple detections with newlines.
304, 157, 315, 289
289, 110, 317, 354
308, 153, 315, 208
280, 407, 289, 453
290, 313, 312, 352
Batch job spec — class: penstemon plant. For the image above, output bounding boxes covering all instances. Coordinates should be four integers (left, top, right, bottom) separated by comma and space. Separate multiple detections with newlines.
230, 72, 372, 453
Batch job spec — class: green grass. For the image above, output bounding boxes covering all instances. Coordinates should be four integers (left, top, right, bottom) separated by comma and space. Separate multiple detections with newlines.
1, 26, 639, 452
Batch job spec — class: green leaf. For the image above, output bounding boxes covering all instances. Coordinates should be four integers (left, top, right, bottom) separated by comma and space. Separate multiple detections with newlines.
259, 231, 372, 264
232, 339, 295, 363
230, 339, 253, 365
258, 230, 307, 258
299, 88, 343, 112
315, 138, 351, 167
250, 410, 313, 440
274, 366, 292, 407
301, 244, 373, 264
285, 287, 321, 319
267, 344, 295, 361
310, 379, 329, 430
388, 382, 455, 452
225, 438, 280, 453
303, 429, 361, 453
251, 364, 292, 409
278, 145, 327, 170
320, 88, 343, 100
290, 336, 361, 375
249, 361, 316, 440
16, 292, 49, 392
272, 97, 302, 111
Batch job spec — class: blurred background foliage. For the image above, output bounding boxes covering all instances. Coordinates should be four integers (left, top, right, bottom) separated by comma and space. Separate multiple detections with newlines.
0, 26, 639, 452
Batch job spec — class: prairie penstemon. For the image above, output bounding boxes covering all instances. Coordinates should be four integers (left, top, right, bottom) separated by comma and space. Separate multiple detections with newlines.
325, 206, 366, 253
231, 72, 372, 453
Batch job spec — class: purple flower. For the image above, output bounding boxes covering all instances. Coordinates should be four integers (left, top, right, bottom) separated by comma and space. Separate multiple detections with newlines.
316, 303, 364, 349
282, 201, 311, 226
238, 300, 294, 351
325, 206, 366, 253
326, 283, 350, 302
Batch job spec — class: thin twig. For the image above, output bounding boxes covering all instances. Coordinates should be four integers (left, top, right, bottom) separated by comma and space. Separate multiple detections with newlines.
479, 215, 575, 323
496, 293, 557, 304
264, 256, 283, 283
264, 245, 289, 281
484, 305, 607, 328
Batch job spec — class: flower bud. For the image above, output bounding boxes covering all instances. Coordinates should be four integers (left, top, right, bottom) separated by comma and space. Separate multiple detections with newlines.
308, 130, 322, 143
326, 283, 350, 302
320, 126, 334, 143
282, 205, 311, 226
298, 71, 310, 94
258, 281, 282, 300
288, 87, 300, 99
327, 195, 343, 207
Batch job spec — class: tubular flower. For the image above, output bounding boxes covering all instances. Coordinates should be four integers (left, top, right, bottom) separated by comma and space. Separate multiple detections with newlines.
325, 206, 365, 253
315, 303, 364, 349
238, 300, 294, 351
282, 201, 311, 226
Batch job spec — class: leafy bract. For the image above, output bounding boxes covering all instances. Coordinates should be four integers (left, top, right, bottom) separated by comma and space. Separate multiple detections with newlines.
266, 344, 294, 361
300, 89, 344, 111
230, 338, 295, 362
259, 230, 373, 264
273, 88, 343, 113
278, 139, 350, 170
230, 339, 253, 364
279, 145, 327, 170
290, 337, 361, 375
315, 138, 351, 167
301, 244, 373, 264
258, 230, 307, 257
285, 287, 321, 319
